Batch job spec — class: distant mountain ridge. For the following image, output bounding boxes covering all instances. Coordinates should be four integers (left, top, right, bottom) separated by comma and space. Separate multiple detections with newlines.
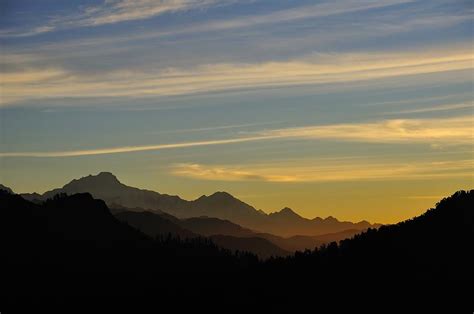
115, 209, 363, 254
16, 172, 381, 237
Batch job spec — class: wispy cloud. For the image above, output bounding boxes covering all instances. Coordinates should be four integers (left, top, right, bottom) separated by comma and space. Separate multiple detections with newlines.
171, 159, 474, 182
0, 136, 272, 158
5, 0, 466, 62
0, 26, 55, 38
1, 0, 413, 37
1, 115, 472, 158
384, 102, 474, 115
148, 121, 284, 134
76, 0, 221, 26
263, 116, 474, 144
0, 0, 223, 37
181, 0, 415, 33
2, 47, 472, 105
0, 68, 66, 84
172, 163, 294, 182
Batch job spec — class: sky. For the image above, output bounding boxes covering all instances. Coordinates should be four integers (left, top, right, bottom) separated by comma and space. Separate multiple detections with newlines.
0, 0, 473, 223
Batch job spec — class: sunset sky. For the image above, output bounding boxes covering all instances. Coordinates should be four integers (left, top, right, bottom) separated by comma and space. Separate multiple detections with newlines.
1, 0, 472, 223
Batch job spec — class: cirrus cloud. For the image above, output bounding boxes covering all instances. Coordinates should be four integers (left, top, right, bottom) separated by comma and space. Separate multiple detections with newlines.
0, 0, 225, 37
263, 116, 474, 144
1, 0, 414, 38
171, 159, 474, 182
1, 47, 472, 106
0, 115, 472, 158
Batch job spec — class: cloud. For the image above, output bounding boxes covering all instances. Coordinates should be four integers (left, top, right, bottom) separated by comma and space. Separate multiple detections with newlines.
183, 0, 415, 33
263, 116, 474, 144
171, 163, 295, 182
77, 0, 220, 26
1, 115, 472, 158
2, 0, 413, 37
1, 0, 223, 37
0, 26, 56, 38
0, 68, 66, 84
5, 0, 466, 61
2, 47, 472, 105
0, 136, 272, 157
171, 159, 474, 182
149, 121, 284, 134
384, 102, 474, 115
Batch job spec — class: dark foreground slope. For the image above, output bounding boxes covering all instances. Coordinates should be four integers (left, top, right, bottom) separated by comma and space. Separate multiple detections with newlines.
0, 191, 259, 308
0, 189, 472, 310
265, 190, 474, 281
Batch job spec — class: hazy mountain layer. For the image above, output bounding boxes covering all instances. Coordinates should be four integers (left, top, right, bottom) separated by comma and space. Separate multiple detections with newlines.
16, 172, 380, 237
115, 209, 362, 254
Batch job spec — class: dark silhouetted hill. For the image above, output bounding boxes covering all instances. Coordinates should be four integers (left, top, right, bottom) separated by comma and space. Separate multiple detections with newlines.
179, 216, 256, 237
256, 229, 363, 252
265, 190, 474, 282
115, 210, 197, 239
0, 191, 257, 299
0, 183, 13, 194
209, 235, 290, 259
0, 191, 153, 250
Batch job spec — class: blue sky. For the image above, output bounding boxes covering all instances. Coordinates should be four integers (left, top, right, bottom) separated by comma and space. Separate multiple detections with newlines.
1, 0, 473, 223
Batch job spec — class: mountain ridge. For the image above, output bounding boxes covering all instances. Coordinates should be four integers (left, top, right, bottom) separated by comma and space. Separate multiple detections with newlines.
115, 208, 357, 254
15, 172, 381, 237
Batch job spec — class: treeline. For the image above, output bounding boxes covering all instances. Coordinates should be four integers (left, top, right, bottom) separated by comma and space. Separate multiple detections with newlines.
263, 190, 473, 282
0, 189, 472, 308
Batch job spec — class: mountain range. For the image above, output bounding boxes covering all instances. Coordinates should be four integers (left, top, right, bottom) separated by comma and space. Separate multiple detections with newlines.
17, 172, 380, 237
0, 172, 382, 256
1, 187, 472, 307
115, 209, 363, 254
